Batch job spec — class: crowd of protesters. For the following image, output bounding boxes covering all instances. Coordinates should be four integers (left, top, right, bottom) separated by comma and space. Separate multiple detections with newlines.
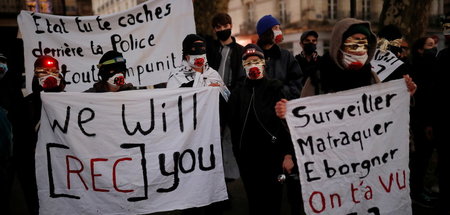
1, 11, 449, 215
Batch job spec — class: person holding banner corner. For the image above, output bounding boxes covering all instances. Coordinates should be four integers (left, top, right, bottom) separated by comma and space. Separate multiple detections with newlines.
276, 18, 417, 119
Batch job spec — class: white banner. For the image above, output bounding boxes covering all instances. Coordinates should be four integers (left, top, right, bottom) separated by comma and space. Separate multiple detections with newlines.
36, 88, 227, 215
371, 49, 404, 81
18, 0, 196, 93
285, 79, 411, 215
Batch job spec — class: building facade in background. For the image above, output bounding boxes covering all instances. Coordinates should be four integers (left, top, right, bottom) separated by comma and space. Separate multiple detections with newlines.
0, 0, 449, 89
0, 0, 93, 89
229, 0, 446, 55
92, 0, 146, 14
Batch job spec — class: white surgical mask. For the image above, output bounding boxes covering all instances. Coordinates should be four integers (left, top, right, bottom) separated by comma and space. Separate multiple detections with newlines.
244, 64, 264, 80
273, 30, 284, 44
39, 74, 61, 89
107, 73, 125, 87
340, 50, 368, 70
188, 54, 207, 69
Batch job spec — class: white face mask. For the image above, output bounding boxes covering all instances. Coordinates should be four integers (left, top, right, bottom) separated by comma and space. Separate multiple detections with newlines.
244, 64, 264, 80
273, 30, 284, 44
340, 50, 368, 70
188, 54, 207, 69
38, 75, 61, 89
107, 73, 125, 87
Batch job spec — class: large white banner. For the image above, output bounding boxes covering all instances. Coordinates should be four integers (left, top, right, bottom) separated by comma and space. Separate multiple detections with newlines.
36, 88, 227, 214
18, 0, 195, 93
285, 79, 411, 215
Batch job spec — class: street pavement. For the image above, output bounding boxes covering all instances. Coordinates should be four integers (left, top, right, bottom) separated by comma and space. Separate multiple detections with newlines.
10, 175, 441, 215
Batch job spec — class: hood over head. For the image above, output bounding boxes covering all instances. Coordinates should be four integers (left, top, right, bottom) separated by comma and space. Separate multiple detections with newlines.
330, 18, 377, 70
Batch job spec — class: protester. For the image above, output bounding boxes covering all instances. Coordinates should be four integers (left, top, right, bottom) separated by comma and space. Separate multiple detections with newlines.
275, 18, 416, 116
168, 33, 225, 215
84, 50, 134, 92
295, 30, 321, 85
256, 15, 303, 99
435, 13, 450, 215
3, 53, 50, 215
274, 20, 416, 214
376, 24, 410, 81
229, 44, 296, 215
206, 12, 243, 182
167, 34, 225, 88
207, 12, 245, 91
409, 36, 439, 208
27, 55, 66, 133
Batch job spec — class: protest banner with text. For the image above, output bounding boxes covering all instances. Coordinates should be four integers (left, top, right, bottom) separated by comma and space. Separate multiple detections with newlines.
371, 49, 404, 81
36, 87, 227, 214
18, 0, 195, 93
285, 79, 411, 215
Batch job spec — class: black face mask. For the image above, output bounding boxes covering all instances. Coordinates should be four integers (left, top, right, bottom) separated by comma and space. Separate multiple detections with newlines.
303, 43, 317, 54
388, 46, 402, 57
216, 29, 231, 41
423, 47, 437, 57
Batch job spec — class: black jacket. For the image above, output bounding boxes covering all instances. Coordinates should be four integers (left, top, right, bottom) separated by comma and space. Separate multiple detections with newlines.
305, 53, 379, 96
229, 78, 294, 174
206, 36, 245, 90
410, 53, 439, 127
263, 44, 303, 100
295, 52, 321, 85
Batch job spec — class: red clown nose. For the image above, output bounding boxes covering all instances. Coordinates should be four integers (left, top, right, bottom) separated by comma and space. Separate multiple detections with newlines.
248, 67, 261, 79
194, 58, 205, 67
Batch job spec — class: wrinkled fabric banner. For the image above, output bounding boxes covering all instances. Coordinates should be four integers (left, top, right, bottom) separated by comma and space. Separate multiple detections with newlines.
36, 87, 227, 214
286, 79, 411, 215
18, 0, 195, 93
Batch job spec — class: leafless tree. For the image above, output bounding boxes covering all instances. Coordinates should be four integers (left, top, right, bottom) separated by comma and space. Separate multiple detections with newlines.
379, 0, 434, 45
193, 0, 229, 37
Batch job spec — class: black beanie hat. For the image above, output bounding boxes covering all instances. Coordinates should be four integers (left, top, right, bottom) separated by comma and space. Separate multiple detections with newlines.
378, 24, 402, 41
34, 55, 59, 69
97, 50, 127, 80
182, 34, 206, 56
343, 24, 371, 40
98, 50, 126, 66
242, 44, 265, 60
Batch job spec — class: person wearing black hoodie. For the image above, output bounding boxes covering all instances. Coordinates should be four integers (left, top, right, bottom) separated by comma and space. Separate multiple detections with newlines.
409, 36, 439, 208
435, 13, 450, 215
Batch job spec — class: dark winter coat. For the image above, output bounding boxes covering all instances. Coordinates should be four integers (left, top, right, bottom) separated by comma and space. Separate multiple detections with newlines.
262, 44, 303, 100
294, 52, 321, 85
301, 18, 379, 97
206, 36, 245, 90
229, 77, 294, 176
